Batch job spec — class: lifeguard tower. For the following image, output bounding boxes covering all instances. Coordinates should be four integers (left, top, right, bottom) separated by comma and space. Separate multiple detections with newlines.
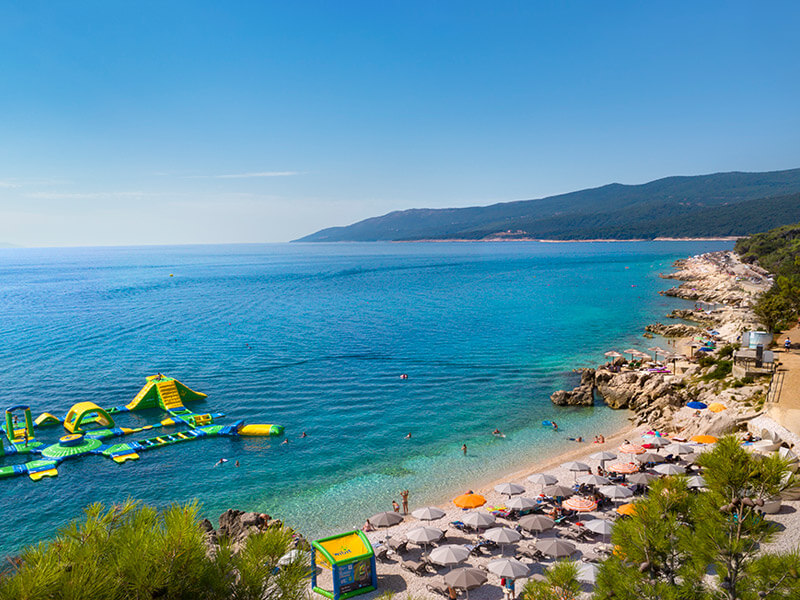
311, 531, 377, 600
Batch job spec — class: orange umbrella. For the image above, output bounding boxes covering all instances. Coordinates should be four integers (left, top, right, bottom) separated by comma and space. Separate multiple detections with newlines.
562, 496, 598, 512
618, 443, 645, 454
708, 403, 727, 413
607, 462, 639, 474
453, 493, 486, 508
691, 435, 718, 444
616, 503, 637, 516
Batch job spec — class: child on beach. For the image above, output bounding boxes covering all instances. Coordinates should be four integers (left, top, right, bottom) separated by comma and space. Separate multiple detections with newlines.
392, 500, 400, 512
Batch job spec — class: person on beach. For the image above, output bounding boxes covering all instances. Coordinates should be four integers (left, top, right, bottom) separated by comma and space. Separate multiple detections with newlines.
785, 337, 792, 350
362, 519, 375, 532
461, 444, 467, 456
400, 490, 409, 514
598, 434, 605, 443
447, 586, 457, 600
392, 500, 400, 513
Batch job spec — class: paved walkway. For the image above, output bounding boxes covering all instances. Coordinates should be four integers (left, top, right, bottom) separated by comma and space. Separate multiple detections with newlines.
767, 324, 800, 436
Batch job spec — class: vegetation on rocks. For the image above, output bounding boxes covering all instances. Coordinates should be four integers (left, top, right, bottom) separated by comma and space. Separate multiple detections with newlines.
736, 222, 800, 332
0, 500, 310, 600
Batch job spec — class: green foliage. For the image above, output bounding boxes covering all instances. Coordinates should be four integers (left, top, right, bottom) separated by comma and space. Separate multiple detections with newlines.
521, 560, 582, 600
0, 501, 310, 600
737, 221, 800, 331
700, 360, 732, 381
717, 344, 735, 359
595, 477, 706, 600
697, 354, 716, 368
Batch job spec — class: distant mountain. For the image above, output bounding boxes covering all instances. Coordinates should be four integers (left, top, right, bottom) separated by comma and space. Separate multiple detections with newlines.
295, 168, 800, 242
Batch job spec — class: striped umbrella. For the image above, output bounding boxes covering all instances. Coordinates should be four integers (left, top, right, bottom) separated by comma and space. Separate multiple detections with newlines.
561, 496, 598, 512
619, 443, 645, 455
607, 462, 639, 474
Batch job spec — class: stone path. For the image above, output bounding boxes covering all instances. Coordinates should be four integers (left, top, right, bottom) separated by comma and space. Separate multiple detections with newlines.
767, 324, 800, 437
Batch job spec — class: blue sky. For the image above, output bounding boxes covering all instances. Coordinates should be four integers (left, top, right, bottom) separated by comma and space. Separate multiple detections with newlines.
1, 1, 799, 246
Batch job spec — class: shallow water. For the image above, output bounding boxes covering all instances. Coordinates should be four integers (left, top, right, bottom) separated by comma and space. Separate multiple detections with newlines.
0, 240, 731, 555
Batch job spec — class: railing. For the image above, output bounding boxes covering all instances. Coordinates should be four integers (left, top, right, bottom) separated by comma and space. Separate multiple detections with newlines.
766, 370, 785, 403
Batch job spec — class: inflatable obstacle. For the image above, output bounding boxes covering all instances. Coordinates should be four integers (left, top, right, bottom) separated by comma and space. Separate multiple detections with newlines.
0, 374, 284, 482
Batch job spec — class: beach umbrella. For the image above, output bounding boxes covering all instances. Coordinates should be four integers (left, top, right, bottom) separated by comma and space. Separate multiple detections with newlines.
618, 443, 645, 455
664, 443, 694, 455
604, 351, 623, 359
430, 544, 470, 567
577, 474, 611, 486
453, 493, 486, 508
518, 515, 554, 533
584, 519, 614, 538
687, 475, 707, 489
543, 484, 574, 498
483, 527, 521, 554
406, 526, 444, 547
506, 497, 538, 510
370, 511, 403, 528
562, 461, 591, 472
708, 402, 728, 413
589, 450, 617, 463
607, 462, 639, 474
561, 496, 598, 512
636, 452, 666, 464
527, 473, 558, 486
616, 503, 637, 516
535, 538, 576, 558
647, 346, 662, 360
624, 349, 639, 360
462, 511, 495, 529
487, 558, 529, 579
653, 463, 686, 475
444, 567, 487, 599
599, 485, 634, 501
494, 482, 525, 497
577, 563, 599, 585
642, 436, 670, 449
627, 472, 657, 485
412, 506, 446, 521
686, 401, 707, 410
690, 435, 718, 444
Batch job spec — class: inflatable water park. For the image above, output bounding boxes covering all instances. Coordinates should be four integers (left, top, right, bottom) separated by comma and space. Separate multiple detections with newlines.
0, 374, 283, 482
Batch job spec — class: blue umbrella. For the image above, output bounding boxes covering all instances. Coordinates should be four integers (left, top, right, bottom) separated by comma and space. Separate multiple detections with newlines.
687, 401, 707, 410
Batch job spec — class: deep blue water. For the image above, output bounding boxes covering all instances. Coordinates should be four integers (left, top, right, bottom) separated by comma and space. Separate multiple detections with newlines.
0, 241, 731, 555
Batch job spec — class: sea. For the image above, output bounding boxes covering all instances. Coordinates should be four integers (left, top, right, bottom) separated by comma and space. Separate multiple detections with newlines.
0, 240, 733, 556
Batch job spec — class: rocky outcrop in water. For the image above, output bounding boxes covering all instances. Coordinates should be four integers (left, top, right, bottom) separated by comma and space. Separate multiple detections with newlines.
550, 369, 595, 406
645, 322, 703, 337
201, 509, 303, 554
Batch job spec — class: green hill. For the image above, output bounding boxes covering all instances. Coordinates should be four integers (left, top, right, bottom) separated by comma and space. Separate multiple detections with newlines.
295, 168, 800, 242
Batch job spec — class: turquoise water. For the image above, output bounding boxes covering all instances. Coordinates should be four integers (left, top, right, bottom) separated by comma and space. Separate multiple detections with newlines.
0, 241, 731, 555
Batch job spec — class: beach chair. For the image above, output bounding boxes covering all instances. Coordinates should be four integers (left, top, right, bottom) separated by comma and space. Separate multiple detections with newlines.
581, 551, 604, 563
401, 559, 429, 576
427, 581, 455, 598
449, 520, 469, 532
375, 545, 391, 563
387, 538, 408, 554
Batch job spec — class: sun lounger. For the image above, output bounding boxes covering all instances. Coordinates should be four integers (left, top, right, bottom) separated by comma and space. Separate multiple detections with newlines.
581, 551, 604, 563
387, 538, 408, 554
427, 582, 455, 598
401, 559, 429, 576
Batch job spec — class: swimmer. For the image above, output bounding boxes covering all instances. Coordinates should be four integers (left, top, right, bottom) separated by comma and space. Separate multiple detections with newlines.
492, 428, 501, 435
282, 439, 289, 445
461, 444, 467, 456
405, 432, 412, 439
400, 373, 408, 379
214, 458, 228, 467
235, 460, 240, 467
300, 431, 308, 438
552, 421, 558, 431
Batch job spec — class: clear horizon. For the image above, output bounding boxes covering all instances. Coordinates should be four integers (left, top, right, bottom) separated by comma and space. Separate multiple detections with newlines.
1, 1, 799, 247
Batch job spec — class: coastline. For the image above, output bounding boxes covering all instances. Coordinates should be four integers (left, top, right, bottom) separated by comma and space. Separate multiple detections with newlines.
395, 237, 741, 243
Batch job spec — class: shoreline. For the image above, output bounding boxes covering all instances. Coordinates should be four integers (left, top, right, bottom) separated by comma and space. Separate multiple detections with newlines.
393, 237, 740, 243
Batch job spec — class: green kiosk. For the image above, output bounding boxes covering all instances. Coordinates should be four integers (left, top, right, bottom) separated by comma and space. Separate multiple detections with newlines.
311, 531, 377, 600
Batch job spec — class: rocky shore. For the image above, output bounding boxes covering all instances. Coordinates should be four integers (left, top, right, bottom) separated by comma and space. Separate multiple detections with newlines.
550, 251, 776, 440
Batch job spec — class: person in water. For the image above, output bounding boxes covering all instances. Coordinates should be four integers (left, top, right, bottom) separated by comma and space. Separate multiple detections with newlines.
215, 458, 227, 467
461, 444, 467, 456
282, 439, 289, 445
235, 460, 240, 467
405, 432, 412, 439
492, 428, 502, 436
552, 421, 558, 431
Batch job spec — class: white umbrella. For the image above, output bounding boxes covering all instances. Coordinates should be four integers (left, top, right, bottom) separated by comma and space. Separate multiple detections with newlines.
506, 497, 538, 510
412, 506, 446, 521
687, 475, 707, 489
627, 472, 657, 485
462, 511, 495, 529
636, 452, 666, 464
599, 485, 634, 500
653, 463, 686, 475
494, 482, 525, 497
589, 451, 617, 463
487, 558, 529, 579
543, 484, 574, 498
370, 511, 404, 528
584, 519, 614, 537
527, 473, 558, 486
535, 538, 576, 558
444, 568, 487, 600
406, 526, 444, 547
430, 544, 470, 567
577, 474, 611, 486
562, 461, 591, 472
664, 443, 694, 455
518, 515, 555, 533
483, 527, 521, 554
577, 563, 599, 585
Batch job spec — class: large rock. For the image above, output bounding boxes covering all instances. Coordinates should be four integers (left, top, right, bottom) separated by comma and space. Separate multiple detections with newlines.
551, 385, 594, 406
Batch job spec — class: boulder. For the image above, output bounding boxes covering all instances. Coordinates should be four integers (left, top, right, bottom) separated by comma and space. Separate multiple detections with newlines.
551, 385, 594, 406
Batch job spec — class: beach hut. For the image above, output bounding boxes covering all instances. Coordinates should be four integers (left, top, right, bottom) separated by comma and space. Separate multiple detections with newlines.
311, 531, 377, 600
